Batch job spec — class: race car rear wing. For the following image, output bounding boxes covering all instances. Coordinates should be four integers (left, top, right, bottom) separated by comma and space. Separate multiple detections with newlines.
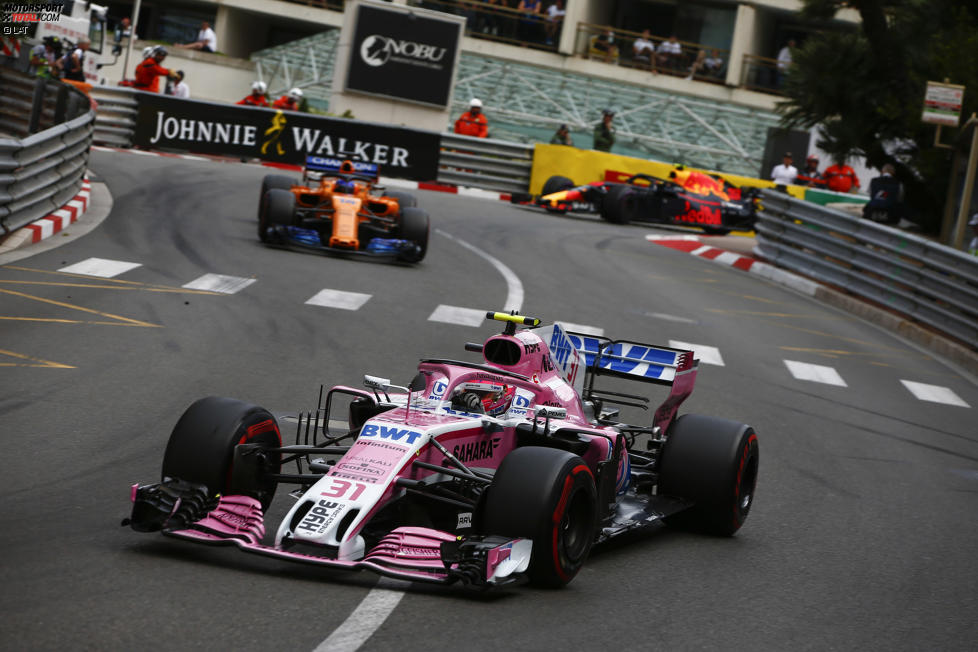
542, 323, 698, 433
304, 156, 379, 181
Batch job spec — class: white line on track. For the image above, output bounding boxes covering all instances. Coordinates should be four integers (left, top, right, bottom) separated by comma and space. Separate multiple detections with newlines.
435, 229, 524, 312
59, 257, 141, 278
314, 231, 526, 652
312, 578, 411, 652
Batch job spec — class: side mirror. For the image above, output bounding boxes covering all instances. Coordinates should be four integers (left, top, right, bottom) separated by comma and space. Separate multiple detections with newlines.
363, 375, 390, 390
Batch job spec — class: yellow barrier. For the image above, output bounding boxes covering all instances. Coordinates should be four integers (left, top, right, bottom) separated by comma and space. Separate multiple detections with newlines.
529, 144, 807, 199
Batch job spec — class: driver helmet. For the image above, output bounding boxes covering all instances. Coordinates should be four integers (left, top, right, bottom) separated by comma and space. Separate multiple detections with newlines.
334, 178, 356, 194
251, 80, 267, 94
451, 381, 515, 417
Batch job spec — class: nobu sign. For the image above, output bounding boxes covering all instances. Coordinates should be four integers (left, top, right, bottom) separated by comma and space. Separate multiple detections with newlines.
346, 3, 462, 107
132, 94, 440, 181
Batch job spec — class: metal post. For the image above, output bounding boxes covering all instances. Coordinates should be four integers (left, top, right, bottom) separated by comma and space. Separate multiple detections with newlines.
28, 78, 46, 133
122, 0, 143, 83
951, 116, 978, 250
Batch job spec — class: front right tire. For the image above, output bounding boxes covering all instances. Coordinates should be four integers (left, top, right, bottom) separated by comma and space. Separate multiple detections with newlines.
162, 397, 282, 511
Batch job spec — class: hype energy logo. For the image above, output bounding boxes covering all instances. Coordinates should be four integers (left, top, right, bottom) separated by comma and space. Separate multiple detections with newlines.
359, 34, 447, 70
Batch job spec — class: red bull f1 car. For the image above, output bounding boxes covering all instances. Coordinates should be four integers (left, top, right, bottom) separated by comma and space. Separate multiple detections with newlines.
526, 168, 759, 235
123, 312, 759, 589
258, 156, 429, 263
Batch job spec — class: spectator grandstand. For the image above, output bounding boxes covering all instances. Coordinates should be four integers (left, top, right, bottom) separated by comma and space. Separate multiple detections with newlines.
251, 29, 779, 177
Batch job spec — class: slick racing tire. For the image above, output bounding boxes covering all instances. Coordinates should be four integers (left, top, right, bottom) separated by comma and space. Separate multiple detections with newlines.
541, 175, 574, 213
657, 414, 759, 536
258, 175, 295, 217
481, 447, 597, 588
162, 397, 282, 510
600, 184, 637, 224
259, 189, 297, 243
397, 206, 429, 263
385, 190, 418, 209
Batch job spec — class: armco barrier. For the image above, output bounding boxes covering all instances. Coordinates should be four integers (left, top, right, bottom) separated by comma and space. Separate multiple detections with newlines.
437, 133, 533, 193
0, 67, 94, 236
754, 189, 978, 346
89, 86, 140, 147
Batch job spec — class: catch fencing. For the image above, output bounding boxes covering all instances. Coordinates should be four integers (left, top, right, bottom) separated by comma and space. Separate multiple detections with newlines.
0, 67, 94, 235
754, 189, 978, 346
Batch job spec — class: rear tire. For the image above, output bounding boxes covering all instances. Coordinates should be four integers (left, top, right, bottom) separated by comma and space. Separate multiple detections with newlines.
385, 190, 418, 209
481, 447, 597, 588
541, 175, 574, 213
259, 188, 297, 243
702, 226, 732, 235
600, 184, 637, 224
657, 414, 759, 536
162, 397, 282, 510
397, 206, 429, 263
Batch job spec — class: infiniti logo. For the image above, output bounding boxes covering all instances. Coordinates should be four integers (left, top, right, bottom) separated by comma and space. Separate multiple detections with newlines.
359, 34, 448, 68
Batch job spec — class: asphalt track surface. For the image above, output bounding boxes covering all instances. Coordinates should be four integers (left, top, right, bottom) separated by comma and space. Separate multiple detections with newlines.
1, 150, 976, 651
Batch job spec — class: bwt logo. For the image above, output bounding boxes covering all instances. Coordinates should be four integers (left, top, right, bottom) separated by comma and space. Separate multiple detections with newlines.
359, 34, 447, 67
361, 423, 423, 445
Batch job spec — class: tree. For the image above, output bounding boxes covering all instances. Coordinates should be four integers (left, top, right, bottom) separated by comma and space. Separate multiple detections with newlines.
777, 0, 978, 232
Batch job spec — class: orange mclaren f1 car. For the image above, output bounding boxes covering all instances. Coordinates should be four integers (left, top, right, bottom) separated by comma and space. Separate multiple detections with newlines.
258, 157, 429, 263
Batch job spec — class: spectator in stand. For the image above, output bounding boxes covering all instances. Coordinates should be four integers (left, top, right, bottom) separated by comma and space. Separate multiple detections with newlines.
550, 123, 572, 146
704, 49, 724, 78
795, 154, 825, 187
776, 38, 795, 88
238, 81, 269, 106
770, 152, 798, 187
656, 35, 683, 71
543, 1, 565, 46
861, 163, 904, 223
273, 87, 304, 111
29, 36, 62, 78
516, 0, 543, 43
632, 29, 656, 72
590, 29, 619, 63
823, 156, 861, 193
132, 46, 175, 93
114, 17, 132, 43
62, 37, 89, 82
476, 0, 502, 36
176, 20, 218, 53
454, 98, 489, 138
593, 108, 615, 152
686, 49, 708, 80
167, 70, 190, 98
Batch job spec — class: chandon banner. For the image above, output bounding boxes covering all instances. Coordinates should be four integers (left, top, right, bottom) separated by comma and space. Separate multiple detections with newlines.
132, 94, 441, 181
346, 3, 462, 107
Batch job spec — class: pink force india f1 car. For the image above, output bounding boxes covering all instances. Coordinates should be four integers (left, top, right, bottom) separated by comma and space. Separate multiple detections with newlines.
123, 313, 759, 589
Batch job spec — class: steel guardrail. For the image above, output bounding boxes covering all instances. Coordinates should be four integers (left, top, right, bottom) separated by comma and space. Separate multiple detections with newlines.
0, 67, 95, 235
754, 189, 978, 346
89, 86, 140, 147
437, 132, 533, 193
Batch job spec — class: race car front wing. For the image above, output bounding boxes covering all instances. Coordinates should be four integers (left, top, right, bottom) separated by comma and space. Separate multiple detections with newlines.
123, 480, 530, 587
